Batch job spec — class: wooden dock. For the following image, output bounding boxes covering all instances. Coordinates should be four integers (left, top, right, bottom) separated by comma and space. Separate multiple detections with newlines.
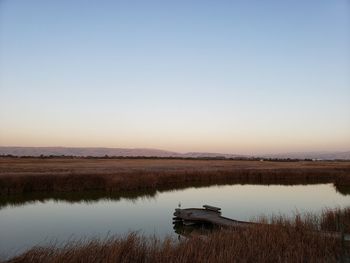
173, 205, 350, 242
174, 206, 253, 228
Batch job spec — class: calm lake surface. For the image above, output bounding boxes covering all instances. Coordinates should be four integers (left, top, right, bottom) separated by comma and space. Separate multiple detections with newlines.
1, 183, 350, 258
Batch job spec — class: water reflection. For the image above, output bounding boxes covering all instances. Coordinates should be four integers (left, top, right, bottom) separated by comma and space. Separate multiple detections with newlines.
334, 184, 350, 196
0, 189, 158, 210
173, 220, 215, 239
1, 181, 349, 210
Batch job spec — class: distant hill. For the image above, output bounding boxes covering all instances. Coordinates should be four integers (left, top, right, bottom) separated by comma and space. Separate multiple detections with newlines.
0, 147, 349, 160
0, 147, 180, 158
181, 152, 244, 159
0, 147, 244, 159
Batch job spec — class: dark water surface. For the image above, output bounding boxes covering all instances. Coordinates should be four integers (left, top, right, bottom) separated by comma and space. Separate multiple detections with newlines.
1, 183, 350, 258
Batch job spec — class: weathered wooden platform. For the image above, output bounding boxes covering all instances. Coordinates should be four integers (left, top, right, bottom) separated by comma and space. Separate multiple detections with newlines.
174, 207, 253, 228
173, 205, 350, 242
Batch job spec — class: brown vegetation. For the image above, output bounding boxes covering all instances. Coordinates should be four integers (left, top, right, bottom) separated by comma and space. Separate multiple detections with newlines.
7, 208, 350, 263
321, 207, 350, 233
1, 158, 350, 196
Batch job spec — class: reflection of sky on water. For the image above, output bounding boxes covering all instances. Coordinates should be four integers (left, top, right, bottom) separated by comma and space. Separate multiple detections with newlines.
1, 183, 350, 259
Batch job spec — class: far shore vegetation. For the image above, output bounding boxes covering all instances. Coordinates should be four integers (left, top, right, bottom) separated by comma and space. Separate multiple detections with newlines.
1, 157, 350, 197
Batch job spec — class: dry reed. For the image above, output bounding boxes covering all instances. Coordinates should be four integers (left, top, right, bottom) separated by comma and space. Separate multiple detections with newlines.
1, 158, 350, 196
6, 209, 348, 263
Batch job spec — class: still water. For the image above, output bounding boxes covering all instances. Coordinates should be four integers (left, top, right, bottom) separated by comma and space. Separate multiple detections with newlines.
1, 183, 350, 258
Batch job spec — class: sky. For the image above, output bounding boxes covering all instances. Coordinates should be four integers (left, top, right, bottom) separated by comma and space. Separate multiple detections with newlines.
0, 0, 349, 155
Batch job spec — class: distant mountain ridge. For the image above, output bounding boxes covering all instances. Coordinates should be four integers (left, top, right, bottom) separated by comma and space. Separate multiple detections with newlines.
0, 147, 181, 158
0, 146, 244, 158
0, 147, 349, 160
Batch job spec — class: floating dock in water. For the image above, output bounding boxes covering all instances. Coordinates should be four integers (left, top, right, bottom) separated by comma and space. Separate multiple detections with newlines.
173, 205, 253, 228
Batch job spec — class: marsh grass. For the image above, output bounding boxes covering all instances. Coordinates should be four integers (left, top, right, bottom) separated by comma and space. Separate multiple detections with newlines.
321, 207, 350, 233
1, 158, 349, 196
7, 209, 349, 263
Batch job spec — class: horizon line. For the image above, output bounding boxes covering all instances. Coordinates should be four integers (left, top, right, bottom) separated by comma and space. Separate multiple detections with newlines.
0, 145, 349, 156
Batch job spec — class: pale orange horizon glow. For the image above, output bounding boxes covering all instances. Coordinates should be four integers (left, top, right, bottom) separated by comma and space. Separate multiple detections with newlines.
1, 123, 349, 155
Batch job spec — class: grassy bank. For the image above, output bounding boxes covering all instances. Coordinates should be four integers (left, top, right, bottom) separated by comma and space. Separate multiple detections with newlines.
7, 208, 350, 263
1, 158, 350, 195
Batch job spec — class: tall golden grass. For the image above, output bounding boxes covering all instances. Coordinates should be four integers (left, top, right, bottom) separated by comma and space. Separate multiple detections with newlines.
1, 158, 350, 196
7, 208, 350, 263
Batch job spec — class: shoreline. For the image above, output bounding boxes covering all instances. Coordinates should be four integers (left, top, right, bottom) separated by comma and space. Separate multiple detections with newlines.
1, 158, 350, 196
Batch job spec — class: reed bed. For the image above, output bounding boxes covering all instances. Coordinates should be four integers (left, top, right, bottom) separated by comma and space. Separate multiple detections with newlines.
1, 158, 350, 196
7, 209, 349, 263
321, 207, 350, 233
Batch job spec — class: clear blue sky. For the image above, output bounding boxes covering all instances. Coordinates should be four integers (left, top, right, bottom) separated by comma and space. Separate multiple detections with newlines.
0, 0, 349, 154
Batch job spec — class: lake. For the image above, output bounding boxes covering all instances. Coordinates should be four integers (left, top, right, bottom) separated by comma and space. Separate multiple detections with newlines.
1, 183, 350, 259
